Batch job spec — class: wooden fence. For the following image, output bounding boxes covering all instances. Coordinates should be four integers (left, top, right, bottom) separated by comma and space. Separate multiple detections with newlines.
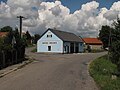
0, 47, 25, 69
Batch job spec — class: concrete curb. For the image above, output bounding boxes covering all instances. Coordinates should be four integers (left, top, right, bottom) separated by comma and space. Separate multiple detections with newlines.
0, 60, 33, 78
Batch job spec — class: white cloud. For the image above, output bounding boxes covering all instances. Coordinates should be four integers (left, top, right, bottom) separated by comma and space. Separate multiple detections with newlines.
0, 2, 11, 18
103, 10, 119, 20
0, 0, 120, 37
81, 1, 99, 11
110, 1, 120, 11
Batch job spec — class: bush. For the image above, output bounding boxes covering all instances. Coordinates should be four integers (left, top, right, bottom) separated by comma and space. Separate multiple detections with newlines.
0, 26, 26, 69
110, 41, 120, 73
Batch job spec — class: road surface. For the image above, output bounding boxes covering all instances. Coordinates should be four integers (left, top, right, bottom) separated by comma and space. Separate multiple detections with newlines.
0, 47, 106, 90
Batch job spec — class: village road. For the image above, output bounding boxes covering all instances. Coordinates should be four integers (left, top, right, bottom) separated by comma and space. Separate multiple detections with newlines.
0, 47, 106, 90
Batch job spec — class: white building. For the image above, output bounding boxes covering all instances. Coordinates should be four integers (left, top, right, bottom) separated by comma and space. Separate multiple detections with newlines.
37, 28, 84, 53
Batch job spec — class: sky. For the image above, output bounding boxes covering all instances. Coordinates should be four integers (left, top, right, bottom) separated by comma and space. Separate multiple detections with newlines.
0, 0, 119, 13
0, 0, 120, 37
61, 0, 119, 13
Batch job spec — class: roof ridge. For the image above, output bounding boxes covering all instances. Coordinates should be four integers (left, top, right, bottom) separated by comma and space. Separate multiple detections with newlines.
49, 28, 75, 35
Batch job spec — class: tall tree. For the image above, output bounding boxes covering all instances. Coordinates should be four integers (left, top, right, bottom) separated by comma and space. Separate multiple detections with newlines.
25, 31, 32, 40
99, 18, 120, 74
13, 28, 21, 47
99, 25, 112, 49
110, 19, 120, 69
34, 34, 40, 44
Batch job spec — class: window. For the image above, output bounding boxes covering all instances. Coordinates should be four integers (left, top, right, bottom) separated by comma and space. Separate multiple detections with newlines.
48, 46, 51, 51
47, 35, 52, 38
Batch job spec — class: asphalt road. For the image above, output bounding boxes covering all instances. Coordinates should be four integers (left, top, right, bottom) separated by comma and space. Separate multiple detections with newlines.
0, 47, 106, 90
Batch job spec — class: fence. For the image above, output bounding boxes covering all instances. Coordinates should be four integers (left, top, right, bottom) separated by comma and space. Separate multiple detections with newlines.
0, 46, 25, 70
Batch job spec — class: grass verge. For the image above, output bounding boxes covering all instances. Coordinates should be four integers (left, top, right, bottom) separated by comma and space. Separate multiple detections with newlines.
91, 49, 105, 53
89, 55, 120, 90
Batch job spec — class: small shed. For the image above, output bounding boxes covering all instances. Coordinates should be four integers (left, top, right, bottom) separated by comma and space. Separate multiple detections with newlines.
37, 28, 84, 53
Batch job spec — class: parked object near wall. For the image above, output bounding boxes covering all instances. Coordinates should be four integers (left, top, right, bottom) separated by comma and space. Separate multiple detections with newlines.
37, 28, 84, 53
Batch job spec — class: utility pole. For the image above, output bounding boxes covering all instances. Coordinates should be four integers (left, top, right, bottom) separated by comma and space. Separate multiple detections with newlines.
17, 16, 25, 38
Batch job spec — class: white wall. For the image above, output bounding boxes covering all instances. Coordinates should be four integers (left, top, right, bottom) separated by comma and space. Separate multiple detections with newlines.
37, 30, 63, 53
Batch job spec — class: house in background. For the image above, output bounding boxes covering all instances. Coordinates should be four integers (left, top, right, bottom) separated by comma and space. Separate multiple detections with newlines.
37, 28, 84, 53
0, 32, 8, 38
83, 38, 103, 50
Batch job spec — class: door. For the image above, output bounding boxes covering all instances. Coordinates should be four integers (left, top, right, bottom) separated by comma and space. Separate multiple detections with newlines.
75, 43, 79, 53
64, 46, 69, 53
48, 46, 51, 51
70, 43, 74, 53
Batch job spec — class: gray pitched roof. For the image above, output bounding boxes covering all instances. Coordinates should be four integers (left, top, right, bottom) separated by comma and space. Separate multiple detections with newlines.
48, 29, 83, 42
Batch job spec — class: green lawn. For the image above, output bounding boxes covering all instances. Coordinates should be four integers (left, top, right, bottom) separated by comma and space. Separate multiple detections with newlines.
89, 55, 120, 90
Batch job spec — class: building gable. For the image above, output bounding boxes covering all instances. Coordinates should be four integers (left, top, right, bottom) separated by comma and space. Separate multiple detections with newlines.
38, 29, 62, 42
37, 29, 63, 53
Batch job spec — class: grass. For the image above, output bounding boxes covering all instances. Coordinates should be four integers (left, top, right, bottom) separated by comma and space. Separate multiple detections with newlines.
27, 44, 34, 48
89, 55, 120, 90
91, 49, 105, 53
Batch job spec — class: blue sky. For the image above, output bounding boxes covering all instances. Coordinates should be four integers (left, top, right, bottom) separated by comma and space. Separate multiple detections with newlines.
0, 0, 119, 13
60, 0, 119, 13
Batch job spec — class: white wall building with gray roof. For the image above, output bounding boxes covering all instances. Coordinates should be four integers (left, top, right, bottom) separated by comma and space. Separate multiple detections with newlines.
37, 28, 84, 53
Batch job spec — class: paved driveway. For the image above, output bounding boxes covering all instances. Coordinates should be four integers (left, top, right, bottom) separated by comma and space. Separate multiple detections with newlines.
0, 47, 106, 90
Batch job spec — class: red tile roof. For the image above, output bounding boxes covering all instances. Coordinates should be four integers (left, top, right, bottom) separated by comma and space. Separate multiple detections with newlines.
83, 38, 103, 45
0, 32, 8, 37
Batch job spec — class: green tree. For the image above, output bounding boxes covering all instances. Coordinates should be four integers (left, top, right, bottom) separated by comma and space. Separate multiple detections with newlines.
110, 19, 120, 74
34, 34, 40, 44
0, 33, 13, 51
99, 25, 112, 49
25, 31, 32, 40
110, 41, 120, 75
0, 37, 4, 50
4, 29, 13, 45
0, 26, 13, 48
13, 28, 21, 46
12, 28, 26, 60
111, 18, 120, 41
22, 31, 32, 46
99, 18, 120, 75
0, 26, 12, 32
